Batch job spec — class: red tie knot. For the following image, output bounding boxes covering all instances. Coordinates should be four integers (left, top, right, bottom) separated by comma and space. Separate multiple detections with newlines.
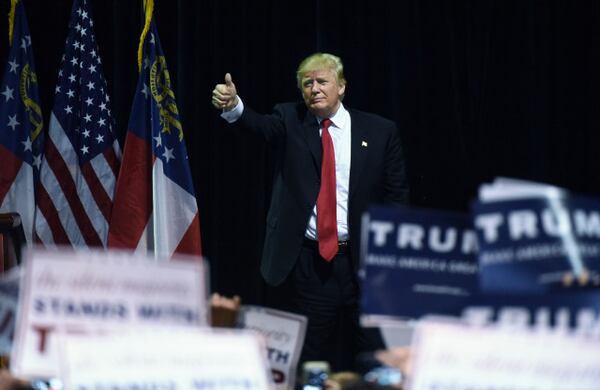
322, 118, 332, 131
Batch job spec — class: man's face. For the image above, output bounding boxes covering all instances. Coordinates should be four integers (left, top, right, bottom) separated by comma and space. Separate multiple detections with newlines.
301, 69, 346, 118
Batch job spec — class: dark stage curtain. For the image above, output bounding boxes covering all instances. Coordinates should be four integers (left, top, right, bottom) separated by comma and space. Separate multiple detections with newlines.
1, 0, 599, 303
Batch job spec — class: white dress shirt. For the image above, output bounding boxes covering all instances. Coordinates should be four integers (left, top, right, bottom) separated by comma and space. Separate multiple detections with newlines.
306, 105, 351, 241
221, 98, 352, 241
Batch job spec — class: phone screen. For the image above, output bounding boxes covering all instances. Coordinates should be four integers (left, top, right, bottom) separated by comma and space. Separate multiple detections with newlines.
302, 361, 330, 390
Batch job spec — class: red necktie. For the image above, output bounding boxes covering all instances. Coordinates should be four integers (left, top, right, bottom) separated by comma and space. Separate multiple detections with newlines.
317, 118, 338, 261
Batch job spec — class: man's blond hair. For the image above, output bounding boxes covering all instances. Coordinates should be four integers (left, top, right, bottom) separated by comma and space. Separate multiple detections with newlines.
296, 53, 346, 89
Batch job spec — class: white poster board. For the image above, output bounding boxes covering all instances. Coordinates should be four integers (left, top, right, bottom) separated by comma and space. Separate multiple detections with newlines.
239, 305, 307, 390
59, 328, 273, 390
407, 318, 600, 390
11, 248, 207, 379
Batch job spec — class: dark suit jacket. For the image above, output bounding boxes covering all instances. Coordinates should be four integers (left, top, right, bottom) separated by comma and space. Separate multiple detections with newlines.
238, 102, 409, 286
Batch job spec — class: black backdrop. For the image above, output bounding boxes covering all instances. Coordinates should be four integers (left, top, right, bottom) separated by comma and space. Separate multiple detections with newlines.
1, 0, 600, 303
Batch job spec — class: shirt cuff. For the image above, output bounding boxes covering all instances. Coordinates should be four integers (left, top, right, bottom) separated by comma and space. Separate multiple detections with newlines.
220, 96, 244, 123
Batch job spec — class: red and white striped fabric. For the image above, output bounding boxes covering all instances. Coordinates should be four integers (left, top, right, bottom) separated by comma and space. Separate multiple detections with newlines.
34, 116, 120, 247
34, 0, 120, 247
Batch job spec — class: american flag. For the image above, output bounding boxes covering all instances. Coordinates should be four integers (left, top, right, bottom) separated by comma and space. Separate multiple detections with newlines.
0, 0, 44, 244
108, 11, 201, 258
34, 0, 120, 247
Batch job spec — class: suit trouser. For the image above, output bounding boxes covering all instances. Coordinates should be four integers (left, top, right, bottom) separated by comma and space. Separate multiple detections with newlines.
271, 239, 384, 372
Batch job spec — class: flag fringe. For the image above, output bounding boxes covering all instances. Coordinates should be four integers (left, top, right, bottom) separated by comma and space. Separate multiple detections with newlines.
137, 0, 154, 72
8, 0, 17, 47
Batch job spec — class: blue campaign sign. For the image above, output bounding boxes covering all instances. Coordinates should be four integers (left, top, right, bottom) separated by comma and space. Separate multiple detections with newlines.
360, 206, 478, 321
463, 291, 600, 331
472, 196, 600, 294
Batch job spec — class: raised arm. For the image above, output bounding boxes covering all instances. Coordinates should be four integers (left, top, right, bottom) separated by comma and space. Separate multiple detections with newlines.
211, 73, 287, 141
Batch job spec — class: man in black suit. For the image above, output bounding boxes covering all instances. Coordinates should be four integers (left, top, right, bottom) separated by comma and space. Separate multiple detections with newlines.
212, 53, 409, 370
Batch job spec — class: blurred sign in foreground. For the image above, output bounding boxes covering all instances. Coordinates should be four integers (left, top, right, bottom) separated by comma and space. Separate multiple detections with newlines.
11, 247, 206, 379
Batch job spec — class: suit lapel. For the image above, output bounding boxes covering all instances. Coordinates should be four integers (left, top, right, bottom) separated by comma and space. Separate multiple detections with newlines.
349, 110, 368, 201
302, 110, 321, 173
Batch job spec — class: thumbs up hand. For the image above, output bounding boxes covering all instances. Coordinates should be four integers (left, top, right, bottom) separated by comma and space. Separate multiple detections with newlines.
212, 73, 239, 111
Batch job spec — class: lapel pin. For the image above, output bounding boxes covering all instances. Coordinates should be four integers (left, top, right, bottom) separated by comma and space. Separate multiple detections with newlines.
361, 141, 368, 147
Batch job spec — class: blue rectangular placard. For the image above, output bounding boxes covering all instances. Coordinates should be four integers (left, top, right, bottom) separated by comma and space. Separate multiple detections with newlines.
360, 206, 478, 321
472, 195, 600, 294
462, 291, 600, 331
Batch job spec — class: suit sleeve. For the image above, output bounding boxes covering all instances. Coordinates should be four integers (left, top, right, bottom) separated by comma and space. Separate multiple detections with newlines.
384, 123, 410, 205
236, 104, 287, 142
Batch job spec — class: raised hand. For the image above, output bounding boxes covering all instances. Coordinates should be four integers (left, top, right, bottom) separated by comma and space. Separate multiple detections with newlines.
211, 73, 238, 111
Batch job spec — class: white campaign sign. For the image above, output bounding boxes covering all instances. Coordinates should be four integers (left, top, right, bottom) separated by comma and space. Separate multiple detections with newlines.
408, 318, 600, 390
59, 328, 273, 390
239, 306, 307, 390
11, 248, 207, 379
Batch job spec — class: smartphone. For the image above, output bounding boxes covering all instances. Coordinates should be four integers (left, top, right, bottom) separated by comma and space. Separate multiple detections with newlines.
302, 361, 330, 390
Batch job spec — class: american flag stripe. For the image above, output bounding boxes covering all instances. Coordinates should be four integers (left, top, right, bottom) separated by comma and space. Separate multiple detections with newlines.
81, 161, 112, 221
89, 149, 118, 201
40, 138, 103, 246
37, 160, 87, 245
100, 142, 121, 180
38, 153, 97, 246
35, 184, 71, 245
40, 116, 109, 245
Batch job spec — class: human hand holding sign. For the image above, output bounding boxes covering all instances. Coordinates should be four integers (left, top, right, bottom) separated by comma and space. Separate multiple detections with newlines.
211, 73, 238, 111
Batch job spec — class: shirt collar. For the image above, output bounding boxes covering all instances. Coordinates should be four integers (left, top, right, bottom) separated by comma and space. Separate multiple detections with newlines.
316, 103, 349, 129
